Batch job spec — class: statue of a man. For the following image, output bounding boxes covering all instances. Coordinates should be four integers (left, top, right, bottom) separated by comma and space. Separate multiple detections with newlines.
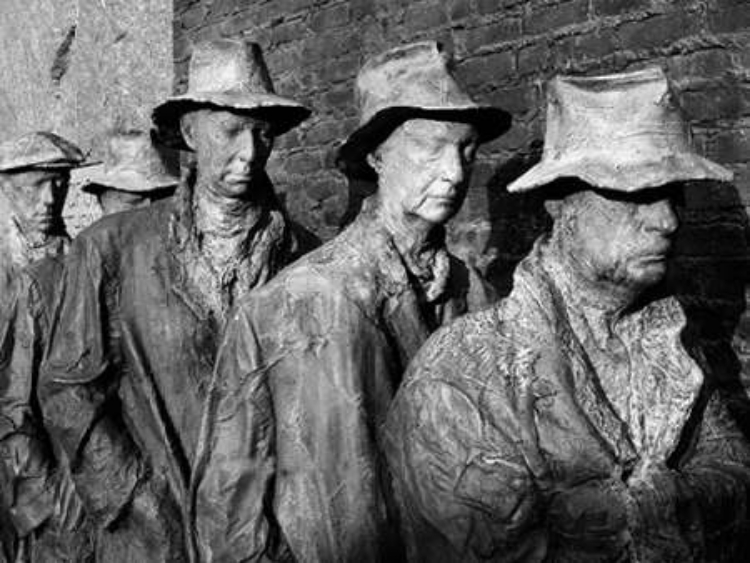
383, 67, 750, 562
80, 129, 178, 216
38, 39, 310, 562
0, 132, 85, 563
0, 132, 83, 299
194, 41, 510, 563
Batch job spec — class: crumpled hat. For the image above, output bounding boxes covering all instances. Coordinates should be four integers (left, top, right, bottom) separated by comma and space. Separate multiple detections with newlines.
153, 39, 311, 150
0, 131, 85, 173
81, 130, 179, 195
337, 41, 512, 179
508, 66, 732, 193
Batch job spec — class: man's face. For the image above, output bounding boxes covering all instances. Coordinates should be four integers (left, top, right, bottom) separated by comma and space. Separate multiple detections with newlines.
1, 169, 69, 235
560, 186, 680, 292
372, 119, 478, 226
182, 109, 274, 200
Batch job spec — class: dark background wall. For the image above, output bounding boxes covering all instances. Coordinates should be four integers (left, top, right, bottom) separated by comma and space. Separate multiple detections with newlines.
174, 0, 750, 384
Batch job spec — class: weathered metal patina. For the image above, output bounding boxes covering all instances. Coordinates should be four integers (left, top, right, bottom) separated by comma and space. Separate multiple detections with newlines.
383, 67, 749, 562
194, 41, 510, 563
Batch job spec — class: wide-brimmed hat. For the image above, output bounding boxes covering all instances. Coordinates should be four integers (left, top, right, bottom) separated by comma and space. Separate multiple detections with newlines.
81, 130, 179, 195
508, 66, 732, 194
0, 131, 85, 173
153, 39, 311, 150
337, 41, 512, 179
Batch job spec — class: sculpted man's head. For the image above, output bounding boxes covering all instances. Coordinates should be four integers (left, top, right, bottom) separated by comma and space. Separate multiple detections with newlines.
509, 67, 733, 301
0, 132, 84, 237
338, 41, 510, 229
545, 183, 680, 296
82, 129, 178, 216
180, 109, 274, 201
152, 38, 310, 204
368, 118, 478, 226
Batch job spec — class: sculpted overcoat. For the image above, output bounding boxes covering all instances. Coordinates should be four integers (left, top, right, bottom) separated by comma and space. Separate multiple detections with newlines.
383, 238, 750, 562
0, 258, 97, 562
195, 200, 493, 562
38, 178, 295, 562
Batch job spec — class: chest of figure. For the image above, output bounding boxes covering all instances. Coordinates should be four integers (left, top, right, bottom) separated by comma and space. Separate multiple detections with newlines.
115, 245, 220, 458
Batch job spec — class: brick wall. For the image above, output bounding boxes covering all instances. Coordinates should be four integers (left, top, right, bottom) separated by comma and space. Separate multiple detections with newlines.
174, 0, 750, 384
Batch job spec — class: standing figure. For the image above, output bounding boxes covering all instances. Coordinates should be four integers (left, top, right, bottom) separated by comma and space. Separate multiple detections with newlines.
194, 41, 510, 563
0, 132, 82, 300
0, 132, 88, 562
384, 67, 750, 562
38, 39, 310, 562
81, 129, 178, 216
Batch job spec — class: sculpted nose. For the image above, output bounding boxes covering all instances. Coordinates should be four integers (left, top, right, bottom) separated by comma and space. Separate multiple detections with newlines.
234, 129, 257, 165
39, 183, 55, 206
645, 199, 679, 235
442, 147, 465, 185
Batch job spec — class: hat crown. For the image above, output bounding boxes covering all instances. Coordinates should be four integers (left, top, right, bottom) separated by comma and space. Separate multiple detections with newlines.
186, 39, 276, 97
0, 131, 84, 172
102, 131, 175, 179
543, 67, 690, 163
355, 41, 477, 126
507, 66, 733, 193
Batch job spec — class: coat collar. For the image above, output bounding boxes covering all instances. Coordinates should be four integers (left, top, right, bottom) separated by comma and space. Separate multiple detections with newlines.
341, 200, 470, 369
518, 239, 703, 468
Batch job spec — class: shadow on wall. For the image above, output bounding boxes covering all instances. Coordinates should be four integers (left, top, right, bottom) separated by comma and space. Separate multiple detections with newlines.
672, 181, 750, 432
483, 140, 549, 298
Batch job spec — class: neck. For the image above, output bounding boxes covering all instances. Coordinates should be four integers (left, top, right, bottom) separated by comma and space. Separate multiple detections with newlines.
193, 179, 262, 238
378, 198, 442, 260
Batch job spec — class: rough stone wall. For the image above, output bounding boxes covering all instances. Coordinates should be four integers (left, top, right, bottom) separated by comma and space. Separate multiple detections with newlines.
175, 0, 750, 385
0, 0, 174, 234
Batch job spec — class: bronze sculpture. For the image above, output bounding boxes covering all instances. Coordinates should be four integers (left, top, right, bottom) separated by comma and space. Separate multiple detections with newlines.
193, 41, 510, 562
0, 132, 89, 562
80, 129, 179, 216
0, 132, 82, 300
383, 67, 750, 562
38, 39, 310, 562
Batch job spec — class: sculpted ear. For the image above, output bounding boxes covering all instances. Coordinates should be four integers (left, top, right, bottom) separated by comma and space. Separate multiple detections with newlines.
180, 113, 198, 151
366, 151, 381, 174
544, 198, 563, 220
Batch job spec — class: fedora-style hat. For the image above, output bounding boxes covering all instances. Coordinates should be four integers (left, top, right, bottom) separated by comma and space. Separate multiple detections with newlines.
152, 39, 311, 150
0, 131, 85, 173
508, 66, 732, 193
337, 41, 512, 179
81, 130, 179, 195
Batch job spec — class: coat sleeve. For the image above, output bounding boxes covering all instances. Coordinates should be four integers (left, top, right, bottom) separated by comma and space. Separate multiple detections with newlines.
382, 331, 549, 563
193, 305, 276, 563
623, 387, 750, 559
38, 236, 173, 536
0, 273, 58, 536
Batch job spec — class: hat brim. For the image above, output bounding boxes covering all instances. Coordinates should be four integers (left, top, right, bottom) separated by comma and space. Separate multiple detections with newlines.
152, 93, 311, 151
81, 172, 179, 195
507, 153, 734, 194
336, 105, 512, 180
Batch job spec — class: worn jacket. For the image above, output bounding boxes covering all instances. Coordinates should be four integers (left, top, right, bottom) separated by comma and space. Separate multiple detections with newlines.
0, 217, 70, 563
194, 201, 493, 563
38, 180, 296, 563
0, 257, 96, 562
383, 237, 750, 562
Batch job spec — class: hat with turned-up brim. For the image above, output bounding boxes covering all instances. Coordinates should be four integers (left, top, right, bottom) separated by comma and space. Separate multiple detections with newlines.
81, 130, 179, 195
0, 131, 85, 173
152, 38, 311, 151
337, 41, 512, 179
507, 66, 732, 193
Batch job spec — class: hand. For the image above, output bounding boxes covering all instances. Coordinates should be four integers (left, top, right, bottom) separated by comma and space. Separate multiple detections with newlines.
547, 479, 632, 555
